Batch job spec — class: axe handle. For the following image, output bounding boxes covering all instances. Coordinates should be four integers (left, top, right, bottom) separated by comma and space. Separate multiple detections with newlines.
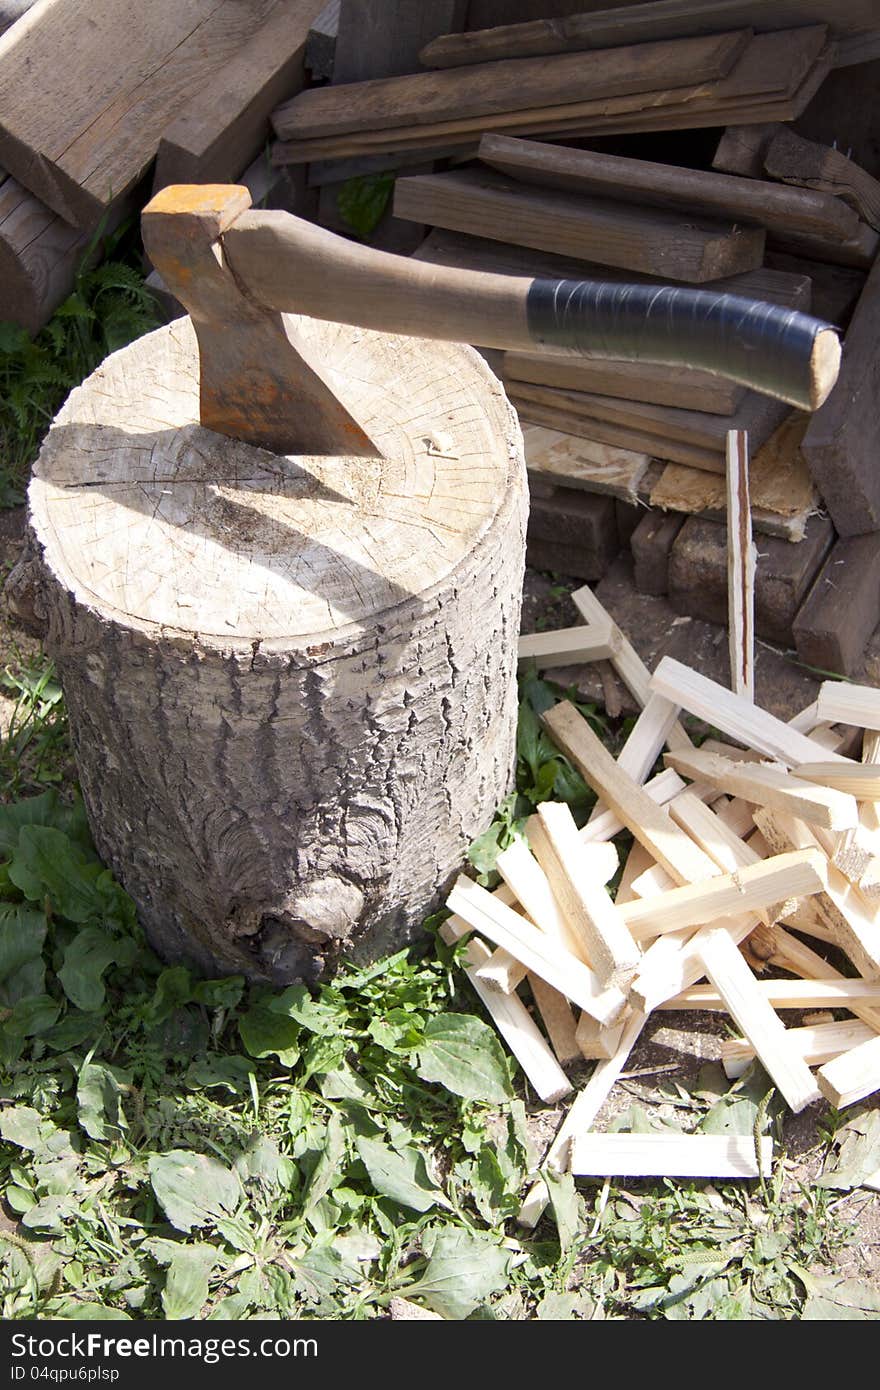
223, 208, 840, 412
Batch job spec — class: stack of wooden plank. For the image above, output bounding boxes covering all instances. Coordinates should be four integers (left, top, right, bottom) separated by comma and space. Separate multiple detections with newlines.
443, 587, 880, 1199
0, 0, 323, 333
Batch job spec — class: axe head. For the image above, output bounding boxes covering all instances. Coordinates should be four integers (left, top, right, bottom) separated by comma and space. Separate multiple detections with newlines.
142, 185, 381, 458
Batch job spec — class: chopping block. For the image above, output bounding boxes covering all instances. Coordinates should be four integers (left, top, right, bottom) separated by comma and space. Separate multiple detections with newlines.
14, 185, 841, 982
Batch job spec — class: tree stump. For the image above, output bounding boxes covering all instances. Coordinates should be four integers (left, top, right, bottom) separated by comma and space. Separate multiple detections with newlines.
21, 314, 527, 982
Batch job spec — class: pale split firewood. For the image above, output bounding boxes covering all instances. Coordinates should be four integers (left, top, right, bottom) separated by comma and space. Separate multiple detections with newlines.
817, 1033, 880, 1109
496, 835, 590, 960
588, 690, 681, 823
534, 801, 640, 990
630, 914, 755, 1014
542, 701, 719, 886
570, 585, 691, 751
721, 1018, 876, 1079
579, 767, 687, 845
790, 762, 880, 801
726, 429, 756, 700
618, 849, 825, 943
629, 862, 676, 901
788, 700, 823, 734
517, 623, 615, 670
570, 1132, 773, 1179
832, 824, 880, 900
575, 1012, 626, 1062
614, 841, 657, 907
665, 746, 859, 831
816, 680, 880, 732
463, 937, 573, 1104
697, 928, 821, 1111
528, 974, 582, 1065
526, 820, 619, 890
769, 925, 880, 1033
650, 656, 851, 766
517, 1009, 647, 1227
446, 876, 628, 1025
666, 790, 780, 928
661, 978, 880, 1011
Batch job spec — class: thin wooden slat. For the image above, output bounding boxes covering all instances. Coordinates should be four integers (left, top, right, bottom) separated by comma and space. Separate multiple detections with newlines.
722, 1018, 876, 1078
726, 429, 756, 700
517, 624, 615, 669
661, 978, 880, 1010
588, 691, 681, 825
768, 926, 880, 1032
817, 680, 880, 732
763, 127, 880, 234
528, 974, 582, 1065
631, 914, 757, 1014
522, 424, 651, 504
817, 1033, 880, 1108
791, 763, 880, 800
571, 1132, 773, 1178
505, 351, 743, 416
575, 1012, 625, 1061
665, 747, 859, 831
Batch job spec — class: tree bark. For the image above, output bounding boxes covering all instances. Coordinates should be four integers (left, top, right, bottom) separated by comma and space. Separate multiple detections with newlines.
22, 315, 527, 982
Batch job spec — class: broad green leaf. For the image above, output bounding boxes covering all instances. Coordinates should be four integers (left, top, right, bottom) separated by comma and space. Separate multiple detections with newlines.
356, 1136, 449, 1212
186, 1055, 254, 1093
271, 983, 343, 1035
6, 994, 60, 1037
58, 926, 137, 1011
76, 1060, 130, 1141
545, 1168, 582, 1254
302, 1113, 347, 1221
318, 1065, 379, 1107
337, 173, 394, 239
301, 1032, 347, 1081
0, 1106, 43, 1150
56, 1304, 131, 1320
417, 1014, 512, 1103
817, 1111, 880, 1191
407, 1228, 510, 1319
537, 1291, 581, 1320
148, 966, 193, 1021
43, 1012, 101, 1052
795, 1266, 880, 1319
148, 1150, 241, 1234
9, 826, 105, 921
235, 1137, 284, 1189
192, 976, 244, 1010
238, 1003, 300, 1066
145, 1239, 218, 1320
0, 903, 47, 1006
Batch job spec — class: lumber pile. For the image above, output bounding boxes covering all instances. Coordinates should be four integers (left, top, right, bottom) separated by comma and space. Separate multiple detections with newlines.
0, 0, 323, 334
442, 588, 880, 1196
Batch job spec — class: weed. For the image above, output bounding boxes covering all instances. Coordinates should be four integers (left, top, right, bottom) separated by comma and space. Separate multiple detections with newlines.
0, 653, 69, 797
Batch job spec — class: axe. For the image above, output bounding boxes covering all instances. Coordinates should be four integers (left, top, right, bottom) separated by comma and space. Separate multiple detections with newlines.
142, 184, 841, 459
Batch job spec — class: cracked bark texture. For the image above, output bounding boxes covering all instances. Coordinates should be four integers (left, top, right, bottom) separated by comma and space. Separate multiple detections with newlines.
25, 316, 527, 982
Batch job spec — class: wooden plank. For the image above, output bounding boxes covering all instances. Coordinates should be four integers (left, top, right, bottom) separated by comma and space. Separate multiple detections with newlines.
413, 227, 813, 309
713, 121, 781, 176
0, 0, 291, 228
791, 763, 880, 800
817, 1033, 880, 1108
273, 28, 751, 139
423, 2, 877, 67
699, 926, 822, 1111
0, 171, 87, 334
802, 258, 880, 535
722, 1018, 876, 1078
667, 790, 774, 926
513, 399, 729, 475
665, 747, 860, 832
768, 926, 880, 1032
462, 938, 573, 1103
570, 1132, 773, 1178
726, 430, 756, 701
528, 974, 581, 1065
495, 836, 590, 962
304, 0, 340, 79
518, 624, 615, 670
662, 978, 880, 1010
765, 127, 880, 233
152, 0, 319, 189
504, 351, 743, 416
793, 535, 880, 678
446, 876, 628, 1025
394, 170, 765, 284
649, 656, 851, 766
817, 680, 880, 732
534, 801, 641, 989
575, 1012, 625, 1061
480, 133, 864, 244
580, 767, 688, 847
618, 849, 826, 942
541, 700, 719, 886
522, 424, 652, 504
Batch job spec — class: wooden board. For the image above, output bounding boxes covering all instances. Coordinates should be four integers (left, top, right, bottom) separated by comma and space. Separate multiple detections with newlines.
422, 1, 877, 67
394, 169, 764, 284
479, 134, 865, 245
793, 535, 880, 678
0, 0, 294, 228
504, 351, 743, 417
272, 28, 750, 139
802, 257, 880, 536
514, 402, 730, 474
570, 1132, 772, 1179
413, 227, 813, 308
764, 127, 880, 233
521, 424, 650, 504
304, 0, 339, 80
0, 170, 83, 334
152, 0, 319, 189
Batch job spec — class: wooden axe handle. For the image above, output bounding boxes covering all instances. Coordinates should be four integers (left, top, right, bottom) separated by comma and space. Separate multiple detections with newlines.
223, 206, 840, 411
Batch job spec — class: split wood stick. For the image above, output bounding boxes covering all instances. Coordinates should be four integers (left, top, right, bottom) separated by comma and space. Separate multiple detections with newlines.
446, 876, 628, 1024
496, 835, 589, 960
817, 1033, 880, 1108
575, 1012, 626, 1062
579, 767, 687, 845
831, 824, 880, 899
570, 1132, 773, 1179
528, 974, 582, 1065
517, 1009, 647, 1227
527, 822, 619, 890
721, 1018, 875, 1078
588, 690, 681, 823
629, 862, 676, 901
542, 701, 719, 886
791, 762, 880, 800
660, 978, 880, 1010
789, 700, 823, 734
650, 656, 851, 766
816, 680, 880, 732
666, 790, 779, 928
665, 747, 859, 831
698, 927, 822, 1110
859, 729, 880, 833
726, 429, 756, 700
769, 926, 880, 1033
618, 849, 825, 942
462, 938, 573, 1103
570, 585, 691, 750
517, 623, 615, 669
534, 801, 640, 989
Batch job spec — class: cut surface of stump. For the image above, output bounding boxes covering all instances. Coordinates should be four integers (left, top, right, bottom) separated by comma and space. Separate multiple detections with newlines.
22, 315, 527, 982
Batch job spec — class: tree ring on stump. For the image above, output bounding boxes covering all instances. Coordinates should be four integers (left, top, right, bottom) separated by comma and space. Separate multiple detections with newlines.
27, 316, 527, 982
